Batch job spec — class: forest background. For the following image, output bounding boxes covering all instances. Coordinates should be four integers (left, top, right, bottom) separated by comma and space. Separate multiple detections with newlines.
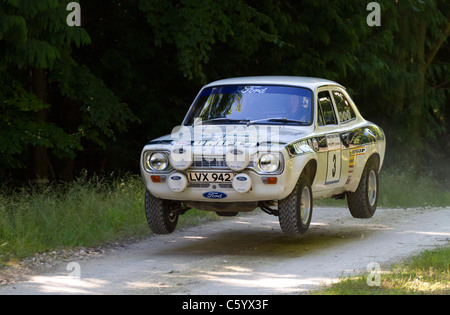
1, 0, 449, 185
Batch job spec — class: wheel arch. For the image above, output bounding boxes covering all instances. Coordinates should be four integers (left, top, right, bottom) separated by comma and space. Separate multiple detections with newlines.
367, 152, 381, 171
301, 158, 318, 185
281, 153, 317, 200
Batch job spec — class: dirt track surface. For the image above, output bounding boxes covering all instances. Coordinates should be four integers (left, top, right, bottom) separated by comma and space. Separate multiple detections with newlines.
1, 207, 449, 295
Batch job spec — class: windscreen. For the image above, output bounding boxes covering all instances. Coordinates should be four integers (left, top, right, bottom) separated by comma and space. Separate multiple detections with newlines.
184, 85, 313, 126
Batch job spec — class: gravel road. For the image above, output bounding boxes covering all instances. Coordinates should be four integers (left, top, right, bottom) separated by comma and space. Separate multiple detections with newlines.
1, 207, 449, 295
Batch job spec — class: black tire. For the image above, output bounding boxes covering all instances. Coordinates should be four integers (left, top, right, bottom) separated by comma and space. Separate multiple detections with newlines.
347, 160, 379, 218
278, 175, 313, 237
145, 190, 179, 234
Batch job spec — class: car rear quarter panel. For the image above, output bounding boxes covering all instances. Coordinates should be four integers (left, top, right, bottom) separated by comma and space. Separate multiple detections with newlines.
341, 123, 386, 192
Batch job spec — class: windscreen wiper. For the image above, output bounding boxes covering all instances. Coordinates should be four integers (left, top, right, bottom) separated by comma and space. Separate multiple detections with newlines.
267, 118, 309, 125
248, 117, 309, 125
196, 118, 250, 125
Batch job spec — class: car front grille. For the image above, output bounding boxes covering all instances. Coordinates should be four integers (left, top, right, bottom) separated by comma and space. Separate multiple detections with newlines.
192, 156, 228, 168
191, 155, 256, 169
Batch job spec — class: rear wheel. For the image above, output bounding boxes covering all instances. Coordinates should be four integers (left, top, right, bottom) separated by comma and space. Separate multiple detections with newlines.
145, 190, 179, 234
347, 160, 379, 218
278, 175, 313, 237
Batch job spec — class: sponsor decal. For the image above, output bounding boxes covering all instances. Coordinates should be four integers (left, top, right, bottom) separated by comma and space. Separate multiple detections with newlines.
172, 141, 190, 146
148, 122, 288, 151
350, 147, 366, 155
326, 133, 341, 151
192, 140, 257, 148
346, 155, 355, 185
292, 140, 313, 154
203, 191, 227, 199
349, 156, 355, 168
312, 138, 319, 152
338, 109, 353, 122
288, 139, 314, 156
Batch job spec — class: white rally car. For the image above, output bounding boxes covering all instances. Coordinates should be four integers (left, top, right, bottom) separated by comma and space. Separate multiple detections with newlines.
140, 76, 386, 237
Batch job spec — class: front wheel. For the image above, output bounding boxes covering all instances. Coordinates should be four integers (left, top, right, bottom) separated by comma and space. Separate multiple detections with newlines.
145, 190, 179, 234
278, 175, 313, 237
347, 161, 379, 218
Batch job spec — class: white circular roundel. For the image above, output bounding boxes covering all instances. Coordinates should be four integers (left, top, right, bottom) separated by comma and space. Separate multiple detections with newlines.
168, 172, 188, 192
232, 173, 252, 193
225, 147, 249, 171
169, 146, 193, 170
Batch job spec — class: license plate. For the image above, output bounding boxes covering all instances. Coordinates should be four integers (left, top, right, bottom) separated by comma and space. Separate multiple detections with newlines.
187, 172, 236, 182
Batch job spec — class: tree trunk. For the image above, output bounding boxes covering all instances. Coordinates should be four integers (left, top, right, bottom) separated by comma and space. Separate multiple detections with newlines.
61, 97, 79, 182
32, 67, 49, 184
410, 20, 426, 140
63, 159, 75, 182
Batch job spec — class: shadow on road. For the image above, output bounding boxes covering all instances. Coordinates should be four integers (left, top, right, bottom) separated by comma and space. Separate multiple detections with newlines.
154, 211, 388, 259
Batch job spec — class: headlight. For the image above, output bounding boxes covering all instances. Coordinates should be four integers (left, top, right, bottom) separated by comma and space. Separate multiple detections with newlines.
258, 154, 280, 173
144, 152, 169, 172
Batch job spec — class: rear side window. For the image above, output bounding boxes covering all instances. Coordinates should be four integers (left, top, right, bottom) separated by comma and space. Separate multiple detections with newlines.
317, 91, 337, 126
332, 90, 356, 123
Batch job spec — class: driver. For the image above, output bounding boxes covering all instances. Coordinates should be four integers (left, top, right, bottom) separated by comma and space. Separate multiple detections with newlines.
289, 95, 310, 123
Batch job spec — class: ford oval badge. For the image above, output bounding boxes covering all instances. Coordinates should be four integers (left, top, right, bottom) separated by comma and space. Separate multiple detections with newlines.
171, 176, 182, 180
203, 191, 227, 199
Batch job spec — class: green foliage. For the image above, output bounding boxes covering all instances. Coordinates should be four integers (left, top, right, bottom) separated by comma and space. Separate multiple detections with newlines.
51, 59, 138, 147
0, 0, 90, 69
0, 0, 449, 180
0, 72, 81, 168
139, 0, 282, 82
347, 0, 450, 165
0, 0, 136, 178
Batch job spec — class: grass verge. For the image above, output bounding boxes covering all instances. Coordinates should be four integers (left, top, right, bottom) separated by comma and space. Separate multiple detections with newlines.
316, 246, 450, 295
0, 175, 216, 266
316, 168, 450, 208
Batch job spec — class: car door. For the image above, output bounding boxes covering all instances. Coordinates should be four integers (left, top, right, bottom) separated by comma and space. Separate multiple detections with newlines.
313, 88, 343, 192
330, 88, 359, 188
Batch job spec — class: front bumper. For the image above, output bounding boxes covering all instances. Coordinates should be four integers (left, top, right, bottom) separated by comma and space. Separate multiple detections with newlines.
141, 148, 314, 203
142, 169, 286, 202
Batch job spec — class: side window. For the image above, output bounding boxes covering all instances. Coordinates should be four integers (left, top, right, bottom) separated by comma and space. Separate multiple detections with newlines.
332, 90, 356, 123
317, 91, 337, 126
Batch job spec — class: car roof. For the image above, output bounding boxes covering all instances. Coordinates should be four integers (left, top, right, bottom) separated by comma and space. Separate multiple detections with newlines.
204, 76, 344, 90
